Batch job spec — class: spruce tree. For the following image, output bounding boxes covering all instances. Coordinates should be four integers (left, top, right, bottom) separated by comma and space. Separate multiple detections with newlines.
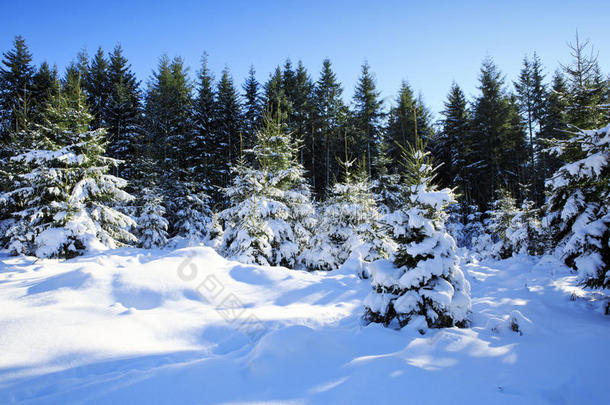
535, 71, 570, 204
191, 52, 217, 198
352, 61, 384, 178
264, 66, 289, 122
86, 47, 109, 129
1, 80, 136, 258
291, 61, 314, 167
215, 67, 242, 188
385, 82, 433, 175
220, 112, 314, 267
106, 44, 142, 179
144, 55, 210, 239
312, 58, 347, 196
301, 159, 395, 272
364, 138, 471, 330
0, 35, 35, 138
470, 57, 528, 209
435, 83, 472, 199
544, 125, 610, 288
514, 55, 537, 175
561, 33, 607, 130
242, 65, 263, 151
30, 62, 59, 125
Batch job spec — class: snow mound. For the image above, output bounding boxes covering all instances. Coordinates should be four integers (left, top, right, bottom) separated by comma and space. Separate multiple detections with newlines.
0, 250, 608, 404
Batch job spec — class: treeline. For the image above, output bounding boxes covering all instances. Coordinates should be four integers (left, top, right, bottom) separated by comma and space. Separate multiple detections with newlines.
1, 35, 606, 213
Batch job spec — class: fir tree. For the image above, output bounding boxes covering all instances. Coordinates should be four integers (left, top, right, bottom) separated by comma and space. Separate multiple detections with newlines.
301, 159, 395, 272
264, 65, 289, 123
514, 55, 537, 175
536, 71, 570, 203
220, 112, 314, 267
291, 61, 314, 167
312, 58, 347, 196
191, 52, 217, 198
86, 47, 109, 129
0, 35, 35, 138
385, 82, 433, 175
215, 67, 242, 189
434, 83, 472, 199
242, 65, 263, 151
352, 61, 384, 178
364, 138, 471, 330
1, 80, 136, 258
106, 44, 142, 179
561, 33, 607, 130
470, 57, 528, 208
30, 62, 59, 124
137, 186, 169, 249
544, 125, 610, 288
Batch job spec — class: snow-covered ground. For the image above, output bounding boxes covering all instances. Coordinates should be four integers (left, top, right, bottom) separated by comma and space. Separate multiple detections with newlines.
0, 247, 608, 404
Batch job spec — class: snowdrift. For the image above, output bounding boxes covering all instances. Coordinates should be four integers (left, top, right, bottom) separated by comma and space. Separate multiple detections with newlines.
0, 247, 608, 404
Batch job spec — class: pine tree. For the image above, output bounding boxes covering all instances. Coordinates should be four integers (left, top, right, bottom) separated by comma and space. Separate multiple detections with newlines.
544, 125, 610, 288
301, 159, 395, 272
1, 80, 136, 258
364, 138, 471, 330
0, 35, 35, 138
86, 47, 109, 129
106, 44, 142, 179
352, 61, 384, 178
220, 113, 314, 267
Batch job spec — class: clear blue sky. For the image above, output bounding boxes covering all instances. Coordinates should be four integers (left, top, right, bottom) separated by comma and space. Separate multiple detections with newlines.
1, 0, 609, 118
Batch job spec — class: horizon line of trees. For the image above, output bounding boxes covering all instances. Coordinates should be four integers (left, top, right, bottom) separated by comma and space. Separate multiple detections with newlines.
1, 34, 607, 214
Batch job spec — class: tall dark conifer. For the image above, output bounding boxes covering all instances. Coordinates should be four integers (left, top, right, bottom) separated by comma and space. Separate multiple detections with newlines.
106, 44, 142, 179
384, 81, 432, 175
242, 65, 263, 151
215, 67, 242, 188
435, 83, 472, 199
0, 35, 35, 137
191, 52, 217, 196
86, 47, 109, 129
312, 58, 347, 196
471, 57, 527, 208
352, 61, 384, 178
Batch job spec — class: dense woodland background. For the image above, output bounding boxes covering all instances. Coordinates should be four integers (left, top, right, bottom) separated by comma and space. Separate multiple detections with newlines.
0, 34, 606, 208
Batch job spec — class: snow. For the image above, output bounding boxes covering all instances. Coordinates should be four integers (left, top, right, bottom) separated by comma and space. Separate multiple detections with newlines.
0, 248, 608, 404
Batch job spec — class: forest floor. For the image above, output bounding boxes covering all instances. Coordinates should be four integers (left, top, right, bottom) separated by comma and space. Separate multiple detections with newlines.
0, 246, 608, 404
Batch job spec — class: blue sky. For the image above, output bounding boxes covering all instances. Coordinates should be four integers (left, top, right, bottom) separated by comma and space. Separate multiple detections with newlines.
1, 0, 609, 118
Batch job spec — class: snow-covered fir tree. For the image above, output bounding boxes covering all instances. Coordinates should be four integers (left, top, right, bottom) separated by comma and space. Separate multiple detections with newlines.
505, 199, 547, 256
1, 83, 136, 258
364, 138, 471, 330
137, 186, 169, 249
219, 112, 315, 267
487, 189, 519, 259
300, 159, 395, 272
544, 124, 610, 288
